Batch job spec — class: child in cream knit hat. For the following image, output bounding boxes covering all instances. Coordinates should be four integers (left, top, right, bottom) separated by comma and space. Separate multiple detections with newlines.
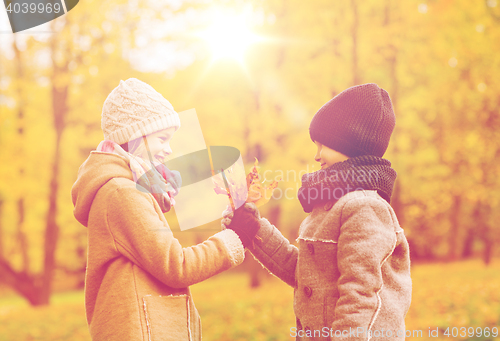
101, 78, 181, 147
71, 78, 245, 341
100, 78, 182, 209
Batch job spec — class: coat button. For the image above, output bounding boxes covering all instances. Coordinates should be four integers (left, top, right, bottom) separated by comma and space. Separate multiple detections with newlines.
304, 286, 312, 297
324, 201, 333, 211
296, 318, 302, 330
307, 243, 314, 255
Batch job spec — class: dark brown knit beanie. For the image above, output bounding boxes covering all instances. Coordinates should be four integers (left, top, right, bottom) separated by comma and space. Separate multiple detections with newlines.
309, 83, 395, 158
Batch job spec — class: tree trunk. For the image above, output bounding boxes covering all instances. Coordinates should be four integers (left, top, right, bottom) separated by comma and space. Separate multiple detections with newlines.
483, 237, 493, 266
248, 257, 262, 288
0, 260, 41, 305
12, 36, 30, 274
39, 22, 69, 304
0, 35, 44, 305
479, 202, 493, 266
0, 20, 70, 306
462, 201, 479, 259
461, 227, 475, 259
350, 0, 360, 85
0, 197, 4, 259
447, 195, 462, 261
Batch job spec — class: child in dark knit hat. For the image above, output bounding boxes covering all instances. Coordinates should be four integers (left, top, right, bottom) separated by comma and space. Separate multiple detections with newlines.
223, 83, 412, 340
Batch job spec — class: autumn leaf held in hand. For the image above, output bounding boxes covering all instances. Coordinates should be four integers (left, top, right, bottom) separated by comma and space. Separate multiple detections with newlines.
246, 158, 280, 206
213, 158, 280, 208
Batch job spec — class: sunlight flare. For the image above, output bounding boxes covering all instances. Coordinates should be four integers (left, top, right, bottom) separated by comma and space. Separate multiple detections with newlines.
197, 12, 261, 63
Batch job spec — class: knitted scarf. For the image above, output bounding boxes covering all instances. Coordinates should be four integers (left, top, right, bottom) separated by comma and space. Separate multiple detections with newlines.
96, 140, 181, 213
298, 155, 397, 213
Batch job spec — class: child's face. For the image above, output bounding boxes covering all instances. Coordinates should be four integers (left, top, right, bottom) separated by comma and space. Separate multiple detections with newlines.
314, 141, 349, 169
139, 127, 176, 163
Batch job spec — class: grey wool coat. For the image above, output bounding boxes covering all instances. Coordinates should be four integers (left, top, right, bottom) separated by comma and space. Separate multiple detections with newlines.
248, 190, 412, 341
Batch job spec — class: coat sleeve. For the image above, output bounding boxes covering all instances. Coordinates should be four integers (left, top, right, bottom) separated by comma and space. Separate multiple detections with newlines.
105, 181, 245, 288
330, 195, 398, 339
247, 217, 298, 288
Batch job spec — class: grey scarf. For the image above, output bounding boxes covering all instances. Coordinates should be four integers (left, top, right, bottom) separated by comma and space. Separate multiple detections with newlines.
298, 155, 397, 213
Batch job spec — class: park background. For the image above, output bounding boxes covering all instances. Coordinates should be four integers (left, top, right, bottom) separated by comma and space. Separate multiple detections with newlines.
1, 0, 500, 340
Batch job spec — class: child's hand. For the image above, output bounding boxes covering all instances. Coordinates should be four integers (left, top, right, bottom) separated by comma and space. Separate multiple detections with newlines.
221, 203, 261, 248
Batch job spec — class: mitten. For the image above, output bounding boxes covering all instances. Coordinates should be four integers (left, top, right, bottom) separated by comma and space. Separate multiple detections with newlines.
223, 203, 261, 248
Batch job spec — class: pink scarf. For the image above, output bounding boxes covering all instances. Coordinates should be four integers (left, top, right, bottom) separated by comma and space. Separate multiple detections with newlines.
96, 140, 176, 212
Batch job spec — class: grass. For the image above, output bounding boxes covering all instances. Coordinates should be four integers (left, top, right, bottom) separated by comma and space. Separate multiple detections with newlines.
0, 291, 90, 341
405, 260, 500, 340
0, 259, 499, 340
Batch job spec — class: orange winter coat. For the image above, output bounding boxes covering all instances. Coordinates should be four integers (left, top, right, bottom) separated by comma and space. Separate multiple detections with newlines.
71, 152, 244, 341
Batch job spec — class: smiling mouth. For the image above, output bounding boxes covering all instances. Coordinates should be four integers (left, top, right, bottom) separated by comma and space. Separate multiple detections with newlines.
321, 163, 326, 168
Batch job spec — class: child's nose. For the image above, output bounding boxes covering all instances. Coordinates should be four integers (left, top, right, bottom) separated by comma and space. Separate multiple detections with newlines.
163, 143, 172, 155
314, 145, 321, 162
314, 152, 321, 162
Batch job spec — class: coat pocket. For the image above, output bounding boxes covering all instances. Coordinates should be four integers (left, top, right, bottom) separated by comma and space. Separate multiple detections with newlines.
143, 294, 192, 341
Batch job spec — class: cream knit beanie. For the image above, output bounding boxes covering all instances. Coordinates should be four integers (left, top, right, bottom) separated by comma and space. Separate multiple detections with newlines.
101, 78, 180, 145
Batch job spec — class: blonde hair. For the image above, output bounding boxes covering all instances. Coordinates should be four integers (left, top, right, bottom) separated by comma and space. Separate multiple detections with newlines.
120, 136, 149, 159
